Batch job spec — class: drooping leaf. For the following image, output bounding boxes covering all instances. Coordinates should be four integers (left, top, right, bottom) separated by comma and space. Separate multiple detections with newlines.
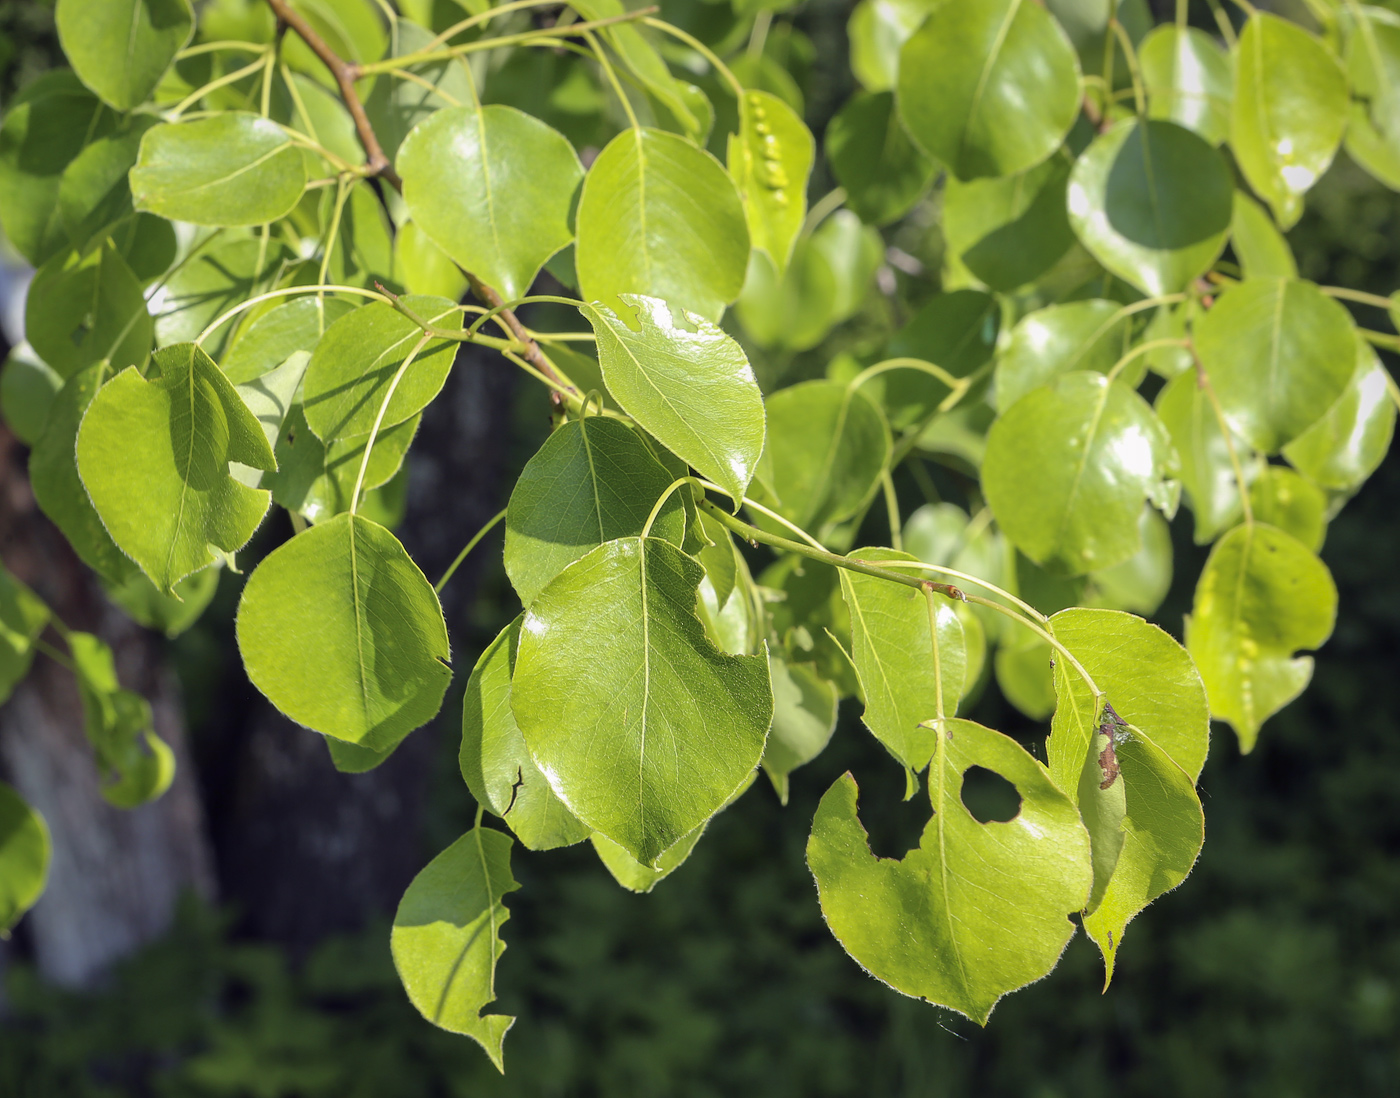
579, 295, 766, 505
1066, 119, 1233, 296
504, 417, 687, 607
55, 0, 192, 111
897, 0, 1080, 180
1283, 336, 1396, 491
1231, 191, 1298, 280
25, 243, 152, 380
76, 343, 275, 593
942, 157, 1076, 292
807, 723, 1092, 1025
460, 616, 590, 852
510, 537, 772, 866
0, 782, 50, 933
575, 128, 749, 322
995, 298, 1140, 412
826, 90, 936, 227
130, 114, 308, 227
1230, 13, 1348, 229
0, 564, 49, 706
761, 654, 839, 805
1194, 278, 1356, 453
728, 90, 813, 273
237, 513, 452, 751
1154, 368, 1245, 544
1185, 522, 1338, 752
220, 297, 356, 385
983, 372, 1178, 575
839, 547, 966, 772
1139, 24, 1232, 146
301, 296, 462, 442
1248, 465, 1327, 552
755, 380, 890, 533
391, 827, 520, 1072
590, 824, 708, 894
103, 567, 221, 639
399, 105, 584, 301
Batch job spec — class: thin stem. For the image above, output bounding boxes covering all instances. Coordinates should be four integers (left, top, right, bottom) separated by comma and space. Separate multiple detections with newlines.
1191, 347, 1254, 524
260, 40, 277, 117
585, 28, 640, 130
747, 10, 772, 60
318, 175, 352, 289
1108, 17, 1146, 115
502, 348, 581, 404
1104, 338, 1190, 384
435, 508, 508, 593
881, 473, 903, 552
1222, 0, 1257, 17
848, 357, 965, 394
33, 636, 75, 673
385, 67, 465, 107
171, 52, 270, 118
530, 330, 596, 342
1176, 0, 1188, 28
196, 284, 392, 345
802, 188, 847, 238
691, 478, 827, 549
644, 17, 747, 102
1322, 285, 1395, 312
1360, 329, 1400, 352
851, 559, 1048, 625
425, 0, 564, 51
923, 587, 947, 727
1205, 0, 1240, 45
962, 595, 1102, 701
351, 333, 432, 514
468, 294, 580, 337
178, 40, 268, 59
642, 477, 703, 539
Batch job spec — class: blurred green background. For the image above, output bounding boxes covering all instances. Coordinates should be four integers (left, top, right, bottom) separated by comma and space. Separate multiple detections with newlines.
2, 1, 1399, 1095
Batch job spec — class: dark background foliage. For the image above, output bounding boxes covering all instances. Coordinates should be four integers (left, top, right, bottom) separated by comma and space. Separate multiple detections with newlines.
1, 1, 1398, 1095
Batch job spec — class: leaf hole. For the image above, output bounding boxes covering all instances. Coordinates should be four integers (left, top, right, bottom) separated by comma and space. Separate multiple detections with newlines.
959, 766, 1021, 824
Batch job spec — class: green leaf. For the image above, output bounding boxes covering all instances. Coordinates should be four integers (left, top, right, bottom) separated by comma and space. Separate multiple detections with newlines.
826, 90, 936, 227
0, 782, 50, 933
848, 0, 935, 92
995, 299, 1141, 413
590, 824, 707, 894
942, 157, 1075, 292
1283, 336, 1397, 491
995, 636, 1056, 720
399, 105, 583, 301
761, 554, 861, 699
68, 631, 174, 808
983, 372, 1178, 576
727, 90, 813, 273
1249, 466, 1327, 552
504, 417, 686, 607
1139, 24, 1232, 146
1185, 523, 1337, 752
56, 117, 157, 255
1230, 13, 1348, 229
56, 0, 192, 111
807, 723, 1092, 1025
237, 513, 452, 750
510, 537, 772, 866
1, 347, 63, 447
234, 350, 314, 470
317, 182, 394, 289
840, 547, 966, 772
897, 0, 1080, 180
26, 243, 152, 380
130, 114, 308, 227
761, 654, 839, 805
1086, 507, 1173, 617
301, 296, 462, 442
1194, 278, 1357, 454
1154, 368, 1245, 544
103, 567, 221, 639
77, 343, 275, 593
395, 220, 470, 302
1230, 190, 1298, 280
1342, 5, 1400, 190
460, 616, 590, 852
0, 564, 50, 706
365, 18, 477, 161
153, 238, 291, 360
1066, 119, 1233, 296
220, 297, 356, 385
695, 510, 739, 612
391, 827, 519, 1072
575, 128, 749, 322
579, 295, 766, 505
755, 380, 891, 533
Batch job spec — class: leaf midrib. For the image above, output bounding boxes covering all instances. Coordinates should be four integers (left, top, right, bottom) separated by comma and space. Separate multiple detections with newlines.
960, 0, 1024, 171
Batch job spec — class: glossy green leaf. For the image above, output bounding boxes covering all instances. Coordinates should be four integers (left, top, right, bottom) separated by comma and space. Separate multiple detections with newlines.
807, 722, 1092, 1024
826, 91, 936, 227
1231, 191, 1298, 280
77, 343, 275, 593
1139, 24, 1232, 146
1342, 5, 1400, 190
399, 106, 583, 302
282, 0, 386, 94
0, 564, 49, 706
301, 296, 462, 442
1194, 278, 1356, 453
504, 417, 687, 606
728, 90, 813, 273
69, 631, 174, 808
942, 157, 1075, 292
761, 654, 838, 805
1154, 368, 1245, 544
0, 782, 50, 933
755, 380, 891, 533
237, 513, 451, 750
575, 128, 749, 322
591, 825, 707, 894
460, 616, 590, 852
395, 220, 471, 302
848, 0, 935, 92
220, 297, 355, 385
995, 299, 1140, 412
580, 295, 766, 505
391, 827, 519, 1072
1087, 507, 1173, 617
56, 0, 192, 111
1249, 466, 1327, 552
152, 238, 290, 360
104, 567, 221, 639
1, 346, 62, 446
130, 114, 308, 227
1066, 119, 1232, 296
840, 547, 966, 772
1283, 336, 1396, 491
984, 372, 1178, 575
1231, 13, 1348, 229
511, 537, 772, 866
26, 243, 152, 380
897, 0, 1080, 180
1185, 523, 1338, 752
695, 510, 739, 613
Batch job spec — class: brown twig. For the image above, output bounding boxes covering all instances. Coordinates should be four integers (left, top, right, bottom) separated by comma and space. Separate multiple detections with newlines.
264, 0, 574, 401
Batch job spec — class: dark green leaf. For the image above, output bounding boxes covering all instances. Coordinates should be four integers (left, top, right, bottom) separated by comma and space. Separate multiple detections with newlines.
826, 91, 936, 226
26, 243, 152, 380
942, 157, 1075, 292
